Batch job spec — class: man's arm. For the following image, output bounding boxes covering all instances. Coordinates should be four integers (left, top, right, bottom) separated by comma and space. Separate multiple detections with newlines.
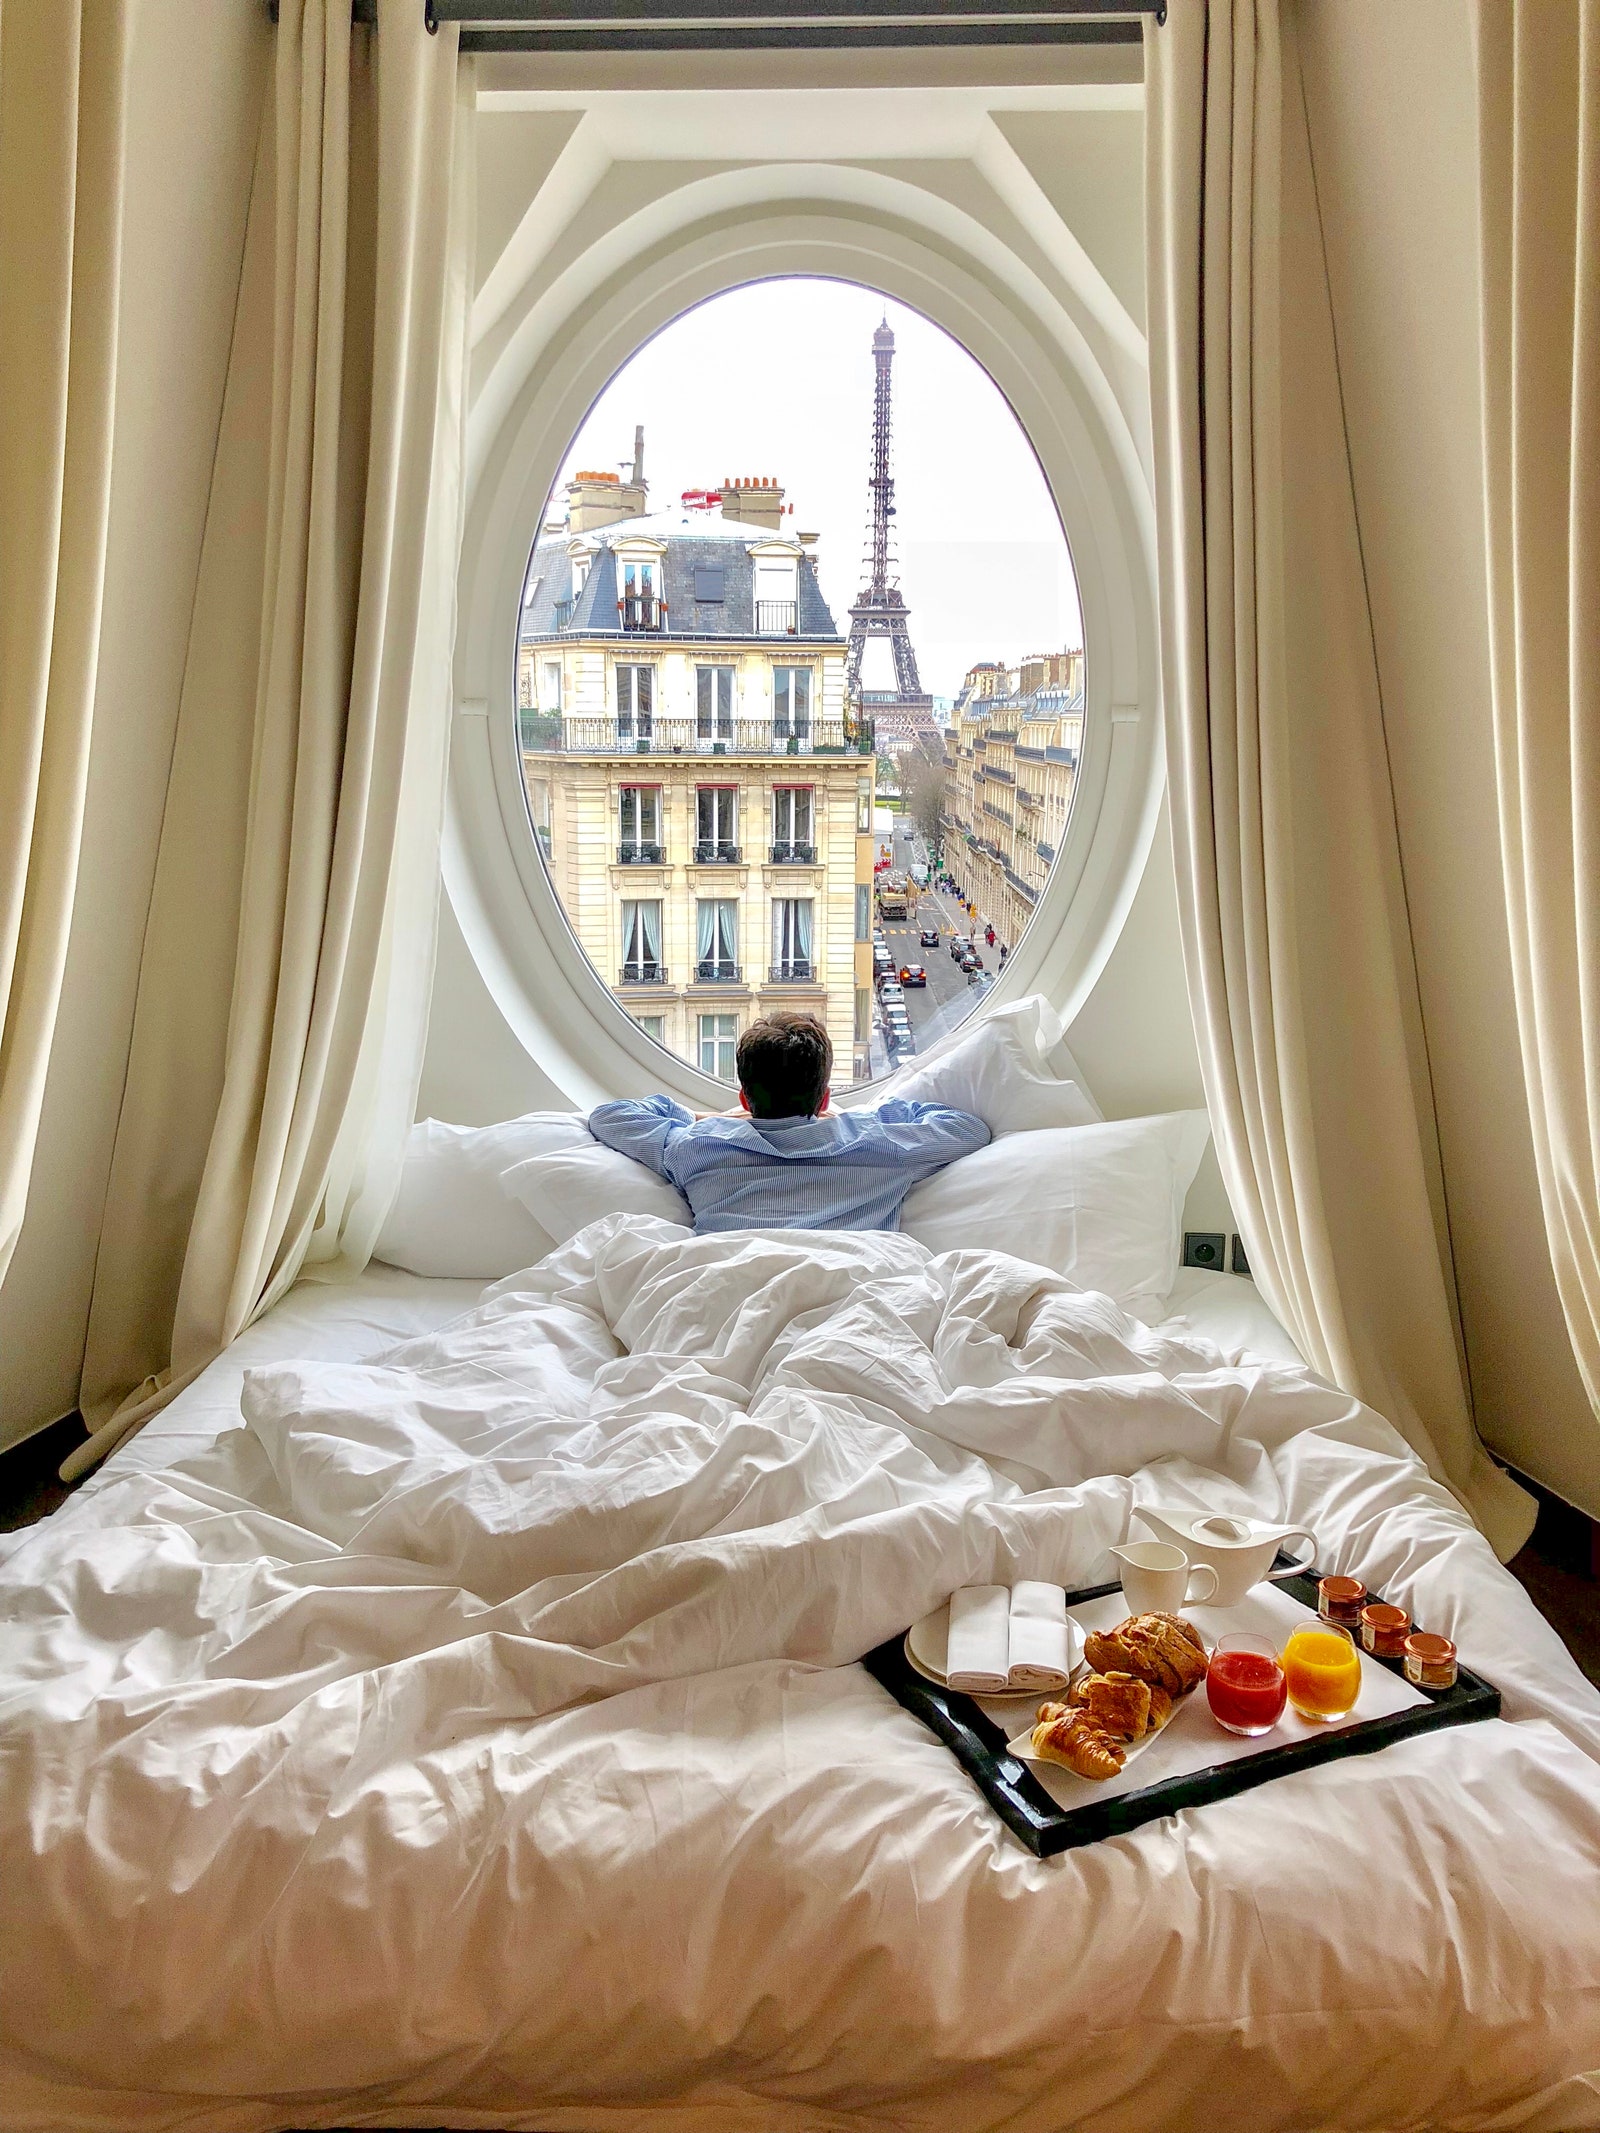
871, 1098, 992, 1164
588, 1094, 695, 1179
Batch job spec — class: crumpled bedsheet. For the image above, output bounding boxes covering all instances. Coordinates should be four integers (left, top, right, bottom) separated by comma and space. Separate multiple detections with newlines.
4, 1216, 1600, 2133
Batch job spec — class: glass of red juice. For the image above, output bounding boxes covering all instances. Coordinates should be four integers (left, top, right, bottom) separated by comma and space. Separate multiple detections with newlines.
1206, 1633, 1287, 1736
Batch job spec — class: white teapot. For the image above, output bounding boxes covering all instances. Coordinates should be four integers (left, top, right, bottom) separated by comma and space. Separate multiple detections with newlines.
1132, 1508, 1317, 1611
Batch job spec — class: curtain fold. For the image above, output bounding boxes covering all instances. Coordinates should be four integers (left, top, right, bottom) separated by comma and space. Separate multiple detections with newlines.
1476, 0, 1600, 1462
0, 0, 129, 1283
71, 0, 472, 1478
1145, 0, 1533, 1557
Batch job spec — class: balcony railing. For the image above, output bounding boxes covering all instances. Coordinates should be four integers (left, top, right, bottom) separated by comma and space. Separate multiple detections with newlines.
693, 840, 742, 864
695, 959, 742, 983
769, 959, 815, 982
619, 961, 668, 984
756, 601, 798, 635
1017, 786, 1043, 810
616, 842, 664, 864
555, 717, 848, 756
619, 594, 664, 632
769, 840, 816, 864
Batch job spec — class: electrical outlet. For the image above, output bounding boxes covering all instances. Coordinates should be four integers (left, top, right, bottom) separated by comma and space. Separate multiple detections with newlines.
1182, 1230, 1226, 1272
1231, 1234, 1252, 1278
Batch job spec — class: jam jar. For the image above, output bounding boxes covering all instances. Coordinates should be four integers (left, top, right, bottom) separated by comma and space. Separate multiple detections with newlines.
1318, 1575, 1366, 1628
1360, 1602, 1411, 1658
1403, 1632, 1458, 1690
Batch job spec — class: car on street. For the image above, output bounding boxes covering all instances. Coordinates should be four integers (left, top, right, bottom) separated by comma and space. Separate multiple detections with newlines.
898, 964, 927, 987
959, 950, 983, 974
949, 936, 971, 960
919, 928, 940, 949
879, 983, 905, 1010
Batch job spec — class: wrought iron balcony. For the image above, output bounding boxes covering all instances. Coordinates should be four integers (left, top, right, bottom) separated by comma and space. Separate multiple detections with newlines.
695, 959, 742, 983
616, 842, 664, 864
619, 961, 668, 985
768, 840, 816, 864
619, 593, 664, 632
693, 840, 742, 864
755, 600, 798, 635
768, 959, 815, 983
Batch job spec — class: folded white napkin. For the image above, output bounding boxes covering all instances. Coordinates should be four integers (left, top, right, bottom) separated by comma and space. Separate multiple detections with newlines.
1005, 1580, 1073, 1689
945, 1581, 1073, 1694
945, 1584, 1012, 1694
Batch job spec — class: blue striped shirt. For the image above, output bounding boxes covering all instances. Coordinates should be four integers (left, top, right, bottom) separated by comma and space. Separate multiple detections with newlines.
587, 1094, 991, 1234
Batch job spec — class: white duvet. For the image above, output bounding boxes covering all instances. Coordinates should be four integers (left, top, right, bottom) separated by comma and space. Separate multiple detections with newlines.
5, 1217, 1600, 2133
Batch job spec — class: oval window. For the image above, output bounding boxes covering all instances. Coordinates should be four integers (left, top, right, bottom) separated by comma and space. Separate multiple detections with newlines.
515, 278, 1083, 1088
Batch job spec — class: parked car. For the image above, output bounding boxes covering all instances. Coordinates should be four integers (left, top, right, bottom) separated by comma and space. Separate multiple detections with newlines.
879, 983, 905, 1009
886, 1026, 916, 1055
949, 936, 971, 960
959, 950, 983, 974
967, 963, 991, 987
898, 964, 927, 987
919, 928, 940, 949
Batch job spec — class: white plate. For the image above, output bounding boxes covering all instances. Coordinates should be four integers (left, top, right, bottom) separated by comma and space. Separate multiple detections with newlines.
905, 1599, 1081, 1699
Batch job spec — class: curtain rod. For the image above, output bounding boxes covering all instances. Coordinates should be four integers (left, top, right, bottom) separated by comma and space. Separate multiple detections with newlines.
267, 1, 1161, 47
433, 2, 1160, 49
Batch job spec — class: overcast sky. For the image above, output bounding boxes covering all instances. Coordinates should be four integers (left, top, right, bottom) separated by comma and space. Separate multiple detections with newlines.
550, 277, 1082, 703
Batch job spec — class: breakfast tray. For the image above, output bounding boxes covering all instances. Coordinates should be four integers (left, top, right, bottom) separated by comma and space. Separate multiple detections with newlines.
863, 1567, 1501, 1858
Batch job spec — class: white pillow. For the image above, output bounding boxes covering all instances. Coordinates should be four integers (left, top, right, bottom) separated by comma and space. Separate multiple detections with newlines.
898, 1111, 1211, 1316
373, 1115, 578, 1278
503, 1140, 691, 1244
888, 996, 1102, 1133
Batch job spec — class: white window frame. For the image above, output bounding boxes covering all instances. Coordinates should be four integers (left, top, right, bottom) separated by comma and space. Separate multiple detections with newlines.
447, 168, 1160, 1119
619, 784, 662, 855
695, 784, 737, 857
773, 665, 812, 740
696, 664, 735, 744
616, 664, 654, 740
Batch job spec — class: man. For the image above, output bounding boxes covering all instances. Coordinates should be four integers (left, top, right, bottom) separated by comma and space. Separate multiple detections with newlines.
588, 1010, 989, 1234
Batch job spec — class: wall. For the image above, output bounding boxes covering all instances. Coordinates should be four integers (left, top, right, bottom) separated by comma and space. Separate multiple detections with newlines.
0, 1, 268, 1450
1296, 0, 1598, 1513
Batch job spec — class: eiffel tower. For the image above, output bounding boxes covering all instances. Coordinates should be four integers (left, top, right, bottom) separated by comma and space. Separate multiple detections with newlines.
844, 319, 939, 758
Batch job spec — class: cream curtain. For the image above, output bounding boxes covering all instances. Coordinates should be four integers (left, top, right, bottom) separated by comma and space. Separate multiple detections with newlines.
69, 0, 472, 1479
1477, 2, 1600, 1457
1145, 0, 1533, 1557
0, 0, 128, 1284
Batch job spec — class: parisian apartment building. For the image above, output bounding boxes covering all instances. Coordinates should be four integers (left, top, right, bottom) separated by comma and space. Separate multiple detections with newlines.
943, 649, 1084, 952
518, 457, 879, 1083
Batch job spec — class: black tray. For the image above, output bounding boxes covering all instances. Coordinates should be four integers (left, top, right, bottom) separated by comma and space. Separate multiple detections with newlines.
863, 1568, 1502, 1858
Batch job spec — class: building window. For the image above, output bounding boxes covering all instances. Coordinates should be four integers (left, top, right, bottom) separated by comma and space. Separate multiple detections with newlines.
616, 664, 653, 741
857, 777, 872, 833
755, 558, 798, 635
542, 660, 561, 710
693, 565, 724, 603
696, 665, 735, 745
773, 666, 812, 741
618, 786, 662, 862
699, 1012, 739, 1081
771, 785, 814, 861
621, 558, 659, 630
855, 882, 871, 941
771, 897, 814, 981
696, 898, 739, 981
695, 785, 738, 862
855, 986, 870, 1043
620, 899, 664, 983
632, 1014, 666, 1042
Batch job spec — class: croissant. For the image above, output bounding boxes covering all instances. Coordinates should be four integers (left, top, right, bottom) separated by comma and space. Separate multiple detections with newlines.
1030, 1708, 1125, 1780
1070, 1670, 1152, 1740
1083, 1612, 1209, 1697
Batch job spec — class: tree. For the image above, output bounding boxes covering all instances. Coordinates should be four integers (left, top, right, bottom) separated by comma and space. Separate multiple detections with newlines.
901, 749, 948, 849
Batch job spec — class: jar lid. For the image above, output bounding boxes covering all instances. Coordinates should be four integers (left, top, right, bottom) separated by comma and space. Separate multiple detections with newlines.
1404, 1632, 1455, 1661
1360, 1603, 1410, 1628
1319, 1575, 1365, 1599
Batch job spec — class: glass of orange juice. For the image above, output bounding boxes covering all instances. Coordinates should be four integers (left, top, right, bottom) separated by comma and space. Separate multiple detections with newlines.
1282, 1623, 1362, 1723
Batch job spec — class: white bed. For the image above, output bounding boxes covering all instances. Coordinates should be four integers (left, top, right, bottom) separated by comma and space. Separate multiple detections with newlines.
5, 1211, 1600, 2133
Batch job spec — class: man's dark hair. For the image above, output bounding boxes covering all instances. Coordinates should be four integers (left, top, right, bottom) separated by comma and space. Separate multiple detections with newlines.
736, 1011, 833, 1119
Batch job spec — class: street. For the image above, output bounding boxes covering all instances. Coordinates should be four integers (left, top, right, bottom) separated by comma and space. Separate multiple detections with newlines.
867, 813, 1002, 1076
